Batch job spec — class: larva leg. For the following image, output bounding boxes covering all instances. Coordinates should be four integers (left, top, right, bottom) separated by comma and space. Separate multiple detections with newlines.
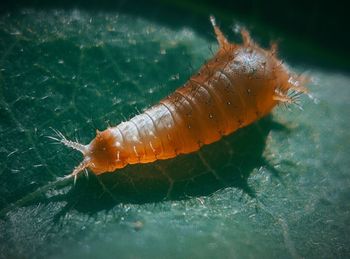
288, 74, 310, 94
210, 15, 229, 48
273, 93, 294, 104
270, 42, 278, 56
274, 87, 304, 104
241, 28, 252, 46
289, 84, 308, 94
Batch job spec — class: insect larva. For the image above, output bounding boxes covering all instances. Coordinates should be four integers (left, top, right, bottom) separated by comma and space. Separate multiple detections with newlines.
54, 16, 308, 180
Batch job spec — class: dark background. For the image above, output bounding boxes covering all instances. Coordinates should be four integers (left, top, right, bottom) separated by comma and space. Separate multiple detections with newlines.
1, 0, 349, 71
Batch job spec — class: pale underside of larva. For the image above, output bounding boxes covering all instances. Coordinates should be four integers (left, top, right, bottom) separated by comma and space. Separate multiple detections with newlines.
52, 16, 307, 181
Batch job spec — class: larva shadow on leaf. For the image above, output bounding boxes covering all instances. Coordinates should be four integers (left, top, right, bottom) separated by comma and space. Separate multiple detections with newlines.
32, 117, 287, 215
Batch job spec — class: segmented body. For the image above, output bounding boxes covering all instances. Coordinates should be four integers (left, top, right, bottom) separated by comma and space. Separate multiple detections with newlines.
111, 46, 281, 165
59, 17, 307, 177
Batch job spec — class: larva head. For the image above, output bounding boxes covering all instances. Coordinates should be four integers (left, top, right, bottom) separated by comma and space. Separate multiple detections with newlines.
58, 129, 122, 177
83, 129, 122, 174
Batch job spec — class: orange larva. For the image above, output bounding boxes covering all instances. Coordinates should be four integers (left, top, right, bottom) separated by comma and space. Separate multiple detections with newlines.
53, 16, 308, 181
